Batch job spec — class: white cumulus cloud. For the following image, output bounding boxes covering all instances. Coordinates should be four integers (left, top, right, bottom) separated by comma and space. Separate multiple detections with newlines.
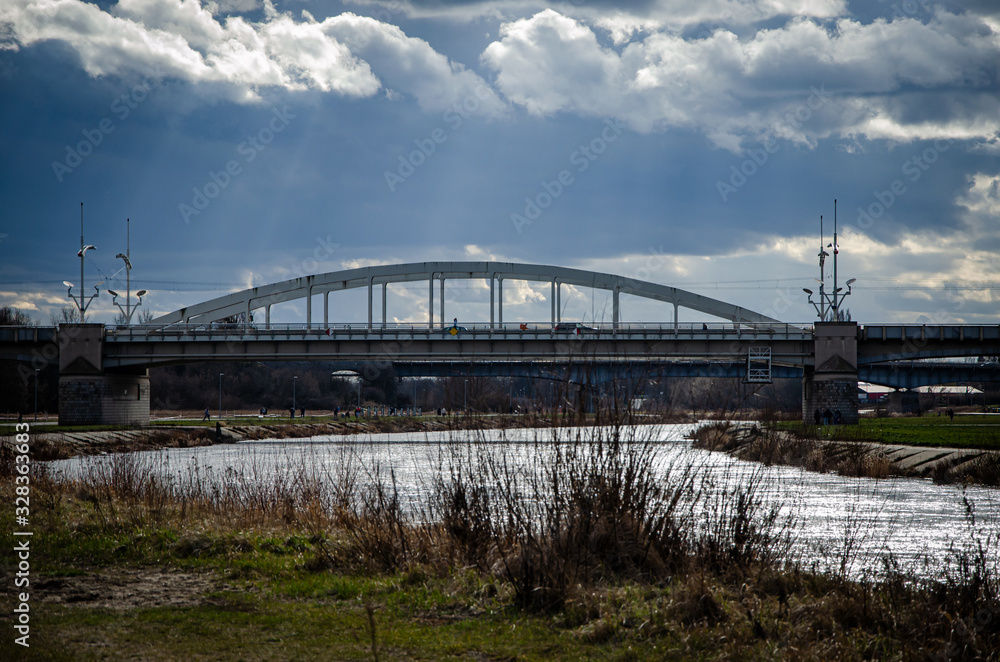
482, 9, 1000, 149
0, 0, 501, 110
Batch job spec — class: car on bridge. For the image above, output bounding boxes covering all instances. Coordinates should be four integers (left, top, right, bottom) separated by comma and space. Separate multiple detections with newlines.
553, 322, 599, 335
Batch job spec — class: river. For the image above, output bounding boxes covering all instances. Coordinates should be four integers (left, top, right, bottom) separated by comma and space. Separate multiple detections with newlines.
49, 422, 999, 581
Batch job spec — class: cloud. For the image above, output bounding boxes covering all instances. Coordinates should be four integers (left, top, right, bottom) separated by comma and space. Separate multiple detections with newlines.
321, 13, 505, 115
0, 0, 499, 109
481, 9, 1000, 149
347, 0, 846, 27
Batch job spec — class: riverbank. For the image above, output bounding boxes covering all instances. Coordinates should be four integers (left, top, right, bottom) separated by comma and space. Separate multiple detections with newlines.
3, 419, 997, 660
2, 413, 686, 460
692, 421, 1000, 487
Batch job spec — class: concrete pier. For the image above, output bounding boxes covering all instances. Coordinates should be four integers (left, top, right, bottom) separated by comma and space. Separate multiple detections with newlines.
57, 324, 150, 426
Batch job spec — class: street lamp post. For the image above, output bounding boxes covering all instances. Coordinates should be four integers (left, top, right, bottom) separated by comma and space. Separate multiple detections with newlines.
803, 200, 855, 321
108, 218, 147, 325
65, 202, 99, 321
34, 369, 39, 422
293, 376, 297, 418
464, 379, 468, 414
218, 373, 224, 421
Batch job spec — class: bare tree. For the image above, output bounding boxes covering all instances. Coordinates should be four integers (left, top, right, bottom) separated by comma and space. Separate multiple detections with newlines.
49, 307, 81, 325
0, 306, 34, 326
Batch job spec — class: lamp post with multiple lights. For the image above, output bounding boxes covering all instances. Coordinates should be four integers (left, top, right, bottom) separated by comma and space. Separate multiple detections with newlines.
218, 373, 224, 421
64, 202, 100, 321
803, 200, 856, 321
108, 217, 147, 325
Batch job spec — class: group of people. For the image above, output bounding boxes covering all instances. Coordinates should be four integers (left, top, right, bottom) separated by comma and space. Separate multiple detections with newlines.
813, 408, 842, 425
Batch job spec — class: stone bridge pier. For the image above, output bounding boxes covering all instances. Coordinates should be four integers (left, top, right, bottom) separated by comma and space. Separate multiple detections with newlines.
58, 324, 149, 426
801, 322, 859, 425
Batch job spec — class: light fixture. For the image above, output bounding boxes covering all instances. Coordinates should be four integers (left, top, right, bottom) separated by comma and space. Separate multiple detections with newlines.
107, 289, 119, 298
805, 200, 854, 322
109, 217, 146, 325
68, 203, 99, 322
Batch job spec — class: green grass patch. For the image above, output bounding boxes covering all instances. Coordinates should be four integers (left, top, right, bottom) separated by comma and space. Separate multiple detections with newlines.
775, 415, 1000, 449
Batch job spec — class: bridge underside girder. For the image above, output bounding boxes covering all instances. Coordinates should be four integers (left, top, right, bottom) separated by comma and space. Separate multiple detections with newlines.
329, 360, 806, 383
859, 363, 1000, 390
102, 329, 813, 370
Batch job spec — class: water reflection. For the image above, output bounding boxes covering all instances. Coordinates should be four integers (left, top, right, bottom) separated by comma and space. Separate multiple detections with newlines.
50, 423, 999, 580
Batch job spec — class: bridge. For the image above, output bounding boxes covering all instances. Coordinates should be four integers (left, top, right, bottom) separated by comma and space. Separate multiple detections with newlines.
3, 261, 1000, 425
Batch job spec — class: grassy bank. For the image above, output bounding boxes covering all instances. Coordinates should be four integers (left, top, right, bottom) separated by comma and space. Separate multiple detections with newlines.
695, 421, 1000, 486
2, 421, 999, 660
778, 415, 1000, 449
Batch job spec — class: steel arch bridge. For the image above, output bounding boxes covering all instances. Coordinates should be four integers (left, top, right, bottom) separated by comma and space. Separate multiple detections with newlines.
149, 261, 783, 329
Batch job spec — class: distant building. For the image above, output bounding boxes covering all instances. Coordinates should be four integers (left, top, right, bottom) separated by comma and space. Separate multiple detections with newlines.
857, 381, 893, 403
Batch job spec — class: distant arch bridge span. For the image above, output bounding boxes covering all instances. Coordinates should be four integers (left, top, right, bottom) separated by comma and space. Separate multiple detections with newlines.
149, 261, 784, 330
8, 262, 1000, 427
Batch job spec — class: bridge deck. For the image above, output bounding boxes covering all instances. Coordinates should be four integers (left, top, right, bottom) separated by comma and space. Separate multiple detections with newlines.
101, 323, 814, 369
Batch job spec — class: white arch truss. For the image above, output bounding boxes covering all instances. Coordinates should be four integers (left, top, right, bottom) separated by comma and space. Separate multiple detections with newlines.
149, 261, 783, 329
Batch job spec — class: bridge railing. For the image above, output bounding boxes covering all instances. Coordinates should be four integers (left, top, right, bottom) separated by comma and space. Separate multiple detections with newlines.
860, 324, 1000, 342
0, 326, 58, 342
104, 322, 812, 340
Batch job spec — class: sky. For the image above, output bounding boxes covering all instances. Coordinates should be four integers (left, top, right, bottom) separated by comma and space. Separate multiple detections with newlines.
1, 0, 999, 327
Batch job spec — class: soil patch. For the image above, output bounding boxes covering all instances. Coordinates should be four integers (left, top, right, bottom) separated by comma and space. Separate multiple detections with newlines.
34, 567, 222, 610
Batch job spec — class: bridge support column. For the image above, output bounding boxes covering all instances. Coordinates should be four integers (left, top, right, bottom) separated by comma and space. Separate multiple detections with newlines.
802, 322, 859, 425
550, 280, 556, 326
556, 281, 561, 324
57, 324, 150, 426
613, 288, 620, 329
428, 274, 434, 329
367, 279, 373, 330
